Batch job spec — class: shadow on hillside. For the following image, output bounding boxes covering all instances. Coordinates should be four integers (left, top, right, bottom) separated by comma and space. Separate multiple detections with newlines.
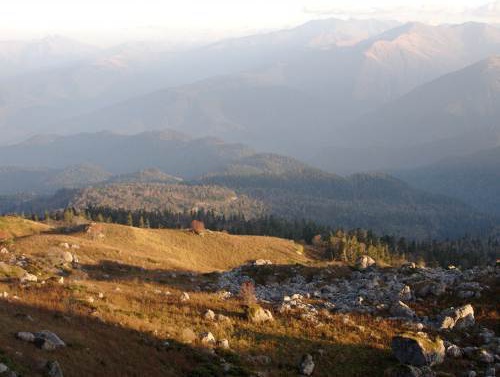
0, 292, 394, 377
79, 259, 353, 291
0, 294, 245, 377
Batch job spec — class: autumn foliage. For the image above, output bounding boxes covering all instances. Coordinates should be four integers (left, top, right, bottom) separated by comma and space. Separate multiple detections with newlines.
191, 220, 205, 235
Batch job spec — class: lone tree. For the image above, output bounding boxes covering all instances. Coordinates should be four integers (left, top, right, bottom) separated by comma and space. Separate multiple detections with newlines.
191, 220, 205, 235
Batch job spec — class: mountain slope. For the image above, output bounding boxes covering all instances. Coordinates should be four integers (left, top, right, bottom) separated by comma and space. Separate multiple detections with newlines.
310, 56, 500, 172
0, 36, 98, 79
43, 23, 500, 161
0, 131, 254, 178
199, 154, 492, 239
397, 146, 500, 216
0, 18, 397, 145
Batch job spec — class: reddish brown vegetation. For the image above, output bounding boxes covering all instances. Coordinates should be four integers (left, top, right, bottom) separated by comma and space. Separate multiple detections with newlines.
191, 220, 205, 235
239, 280, 256, 305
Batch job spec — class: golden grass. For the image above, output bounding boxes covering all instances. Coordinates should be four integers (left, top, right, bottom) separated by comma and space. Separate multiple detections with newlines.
10, 222, 307, 273
0, 217, 496, 377
0, 216, 51, 239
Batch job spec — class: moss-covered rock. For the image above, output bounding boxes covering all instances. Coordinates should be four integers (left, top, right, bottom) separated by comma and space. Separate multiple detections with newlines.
391, 332, 445, 367
245, 304, 274, 323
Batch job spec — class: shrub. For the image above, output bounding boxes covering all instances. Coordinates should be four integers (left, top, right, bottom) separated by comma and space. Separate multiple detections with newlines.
239, 280, 256, 306
0, 230, 10, 243
191, 220, 205, 235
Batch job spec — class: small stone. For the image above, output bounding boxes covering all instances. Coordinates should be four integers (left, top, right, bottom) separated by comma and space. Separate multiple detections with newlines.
180, 292, 190, 302
20, 273, 37, 283
446, 345, 463, 358
478, 349, 495, 364
0, 363, 8, 373
355, 255, 376, 270
216, 314, 231, 323
299, 354, 315, 376
246, 355, 272, 365
390, 301, 416, 318
217, 339, 230, 349
46, 360, 64, 377
199, 332, 216, 345
16, 331, 35, 342
254, 259, 272, 266
61, 252, 73, 263
485, 367, 496, 377
203, 309, 215, 321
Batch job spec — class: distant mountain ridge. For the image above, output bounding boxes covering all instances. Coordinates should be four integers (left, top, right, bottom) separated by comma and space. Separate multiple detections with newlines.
310, 56, 500, 172
36, 23, 500, 166
397, 146, 500, 217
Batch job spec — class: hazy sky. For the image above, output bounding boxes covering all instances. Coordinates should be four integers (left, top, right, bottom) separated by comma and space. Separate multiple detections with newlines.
1, 0, 498, 45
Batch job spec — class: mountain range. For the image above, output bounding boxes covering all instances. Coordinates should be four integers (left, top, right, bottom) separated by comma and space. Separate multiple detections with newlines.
8, 21, 495, 170
0, 131, 494, 239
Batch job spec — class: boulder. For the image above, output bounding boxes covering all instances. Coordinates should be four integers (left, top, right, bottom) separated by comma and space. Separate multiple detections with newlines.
438, 304, 475, 330
299, 354, 315, 376
61, 252, 73, 263
391, 332, 445, 367
390, 301, 416, 319
16, 331, 35, 342
246, 304, 274, 323
355, 255, 376, 270
0, 363, 8, 373
20, 273, 38, 283
34, 330, 66, 350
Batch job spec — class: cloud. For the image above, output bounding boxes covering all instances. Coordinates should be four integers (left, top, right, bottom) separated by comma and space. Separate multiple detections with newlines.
303, 1, 500, 24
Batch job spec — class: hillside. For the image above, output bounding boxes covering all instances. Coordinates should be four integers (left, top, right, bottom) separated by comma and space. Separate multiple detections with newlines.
0, 151, 493, 239
0, 216, 497, 376
397, 146, 500, 217
202, 158, 492, 239
69, 183, 266, 219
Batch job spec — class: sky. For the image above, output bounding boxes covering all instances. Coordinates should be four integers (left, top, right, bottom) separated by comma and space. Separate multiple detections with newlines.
0, 0, 498, 46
